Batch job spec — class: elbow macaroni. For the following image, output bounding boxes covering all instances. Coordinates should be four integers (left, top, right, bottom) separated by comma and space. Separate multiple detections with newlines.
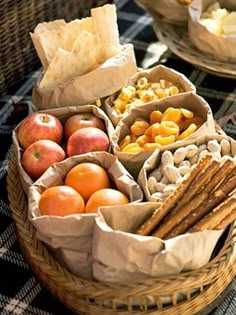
112, 77, 183, 115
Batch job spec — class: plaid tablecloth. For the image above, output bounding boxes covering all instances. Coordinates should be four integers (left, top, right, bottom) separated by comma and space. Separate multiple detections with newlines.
0, 0, 236, 314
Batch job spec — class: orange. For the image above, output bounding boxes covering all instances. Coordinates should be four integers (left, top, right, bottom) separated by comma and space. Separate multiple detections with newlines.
65, 163, 110, 202
85, 188, 129, 213
39, 185, 85, 217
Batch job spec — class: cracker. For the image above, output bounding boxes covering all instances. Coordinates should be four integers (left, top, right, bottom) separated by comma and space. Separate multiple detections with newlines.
190, 194, 236, 232
91, 4, 120, 61
136, 155, 212, 236
165, 160, 236, 239
34, 20, 66, 34
39, 31, 100, 89
172, 155, 219, 212
152, 191, 207, 239
31, 17, 93, 68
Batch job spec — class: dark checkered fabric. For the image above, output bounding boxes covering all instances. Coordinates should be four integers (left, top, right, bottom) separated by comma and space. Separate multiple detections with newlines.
0, 0, 235, 314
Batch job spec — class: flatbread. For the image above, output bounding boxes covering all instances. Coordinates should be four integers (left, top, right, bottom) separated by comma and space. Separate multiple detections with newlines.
34, 20, 66, 34
91, 4, 121, 61
32, 4, 121, 88
39, 31, 100, 89
31, 17, 93, 68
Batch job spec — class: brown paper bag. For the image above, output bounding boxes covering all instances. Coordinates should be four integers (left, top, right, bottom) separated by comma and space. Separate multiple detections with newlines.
138, 134, 236, 202
188, 0, 236, 61
135, 0, 190, 25
28, 151, 144, 280
12, 104, 114, 195
104, 65, 196, 126
111, 92, 216, 179
93, 203, 223, 284
32, 44, 137, 109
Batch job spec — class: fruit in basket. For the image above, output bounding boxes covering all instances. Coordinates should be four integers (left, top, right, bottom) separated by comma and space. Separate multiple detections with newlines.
21, 139, 65, 179
119, 107, 204, 153
85, 188, 129, 213
39, 185, 85, 216
18, 112, 63, 150
66, 127, 110, 156
65, 162, 110, 202
64, 113, 105, 139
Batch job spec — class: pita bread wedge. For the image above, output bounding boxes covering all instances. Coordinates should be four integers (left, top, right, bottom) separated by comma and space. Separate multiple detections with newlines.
91, 4, 121, 61
34, 20, 66, 34
31, 17, 93, 68
39, 31, 100, 89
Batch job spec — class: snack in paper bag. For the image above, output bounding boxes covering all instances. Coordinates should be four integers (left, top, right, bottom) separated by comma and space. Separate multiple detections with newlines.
200, 1, 236, 35
31, 4, 122, 89
188, 0, 236, 61
111, 92, 216, 179
139, 135, 236, 203
39, 31, 100, 89
28, 151, 143, 279
31, 17, 93, 69
105, 65, 196, 126
136, 154, 236, 239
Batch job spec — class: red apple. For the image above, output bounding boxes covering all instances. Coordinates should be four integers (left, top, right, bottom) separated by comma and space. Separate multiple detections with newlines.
18, 112, 63, 150
21, 139, 66, 180
66, 127, 110, 156
64, 113, 105, 139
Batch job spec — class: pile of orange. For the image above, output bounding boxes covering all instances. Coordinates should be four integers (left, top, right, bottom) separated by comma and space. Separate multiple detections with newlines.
39, 162, 129, 217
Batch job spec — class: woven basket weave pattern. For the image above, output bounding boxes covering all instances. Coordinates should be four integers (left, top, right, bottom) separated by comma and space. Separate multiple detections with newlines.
7, 150, 236, 315
0, 0, 112, 95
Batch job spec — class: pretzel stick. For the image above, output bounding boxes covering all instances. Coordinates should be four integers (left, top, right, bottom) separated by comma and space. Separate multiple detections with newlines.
206, 157, 236, 194
152, 191, 208, 238
165, 174, 236, 239
136, 155, 211, 236
162, 156, 220, 221
215, 209, 236, 230
164, 159, 236, 239
189, 195, 236, 232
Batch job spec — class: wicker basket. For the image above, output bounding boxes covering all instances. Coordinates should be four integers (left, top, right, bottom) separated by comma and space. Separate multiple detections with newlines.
0, 0, 112, 95
7, 150, 236, 315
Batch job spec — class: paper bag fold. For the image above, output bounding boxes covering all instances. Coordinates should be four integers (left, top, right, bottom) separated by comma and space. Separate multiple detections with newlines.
111, 92, 216, 179
104, 65, 196, 126
138, 134, 236, 202
32, 44, 137, 109
93, 203, 223, 284
188, 0, 236, 61
28, 151, 143, 279
12, 104, 114, 195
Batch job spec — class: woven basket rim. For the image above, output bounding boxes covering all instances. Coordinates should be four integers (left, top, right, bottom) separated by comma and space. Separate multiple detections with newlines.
6, 149, 236, 314
149, 11, 236, 79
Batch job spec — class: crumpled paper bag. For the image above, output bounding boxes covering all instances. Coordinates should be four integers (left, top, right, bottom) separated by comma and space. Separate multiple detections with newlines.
28, 151, 144, 279
104, 64, 196, 126
138, 134, 236, 202
93, 203, 223, 284
111, 92, 216, 179
188, 0, 236, 61
32, 44, 137, 109
135, 0, 190, 25
12, 104, 114, 195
